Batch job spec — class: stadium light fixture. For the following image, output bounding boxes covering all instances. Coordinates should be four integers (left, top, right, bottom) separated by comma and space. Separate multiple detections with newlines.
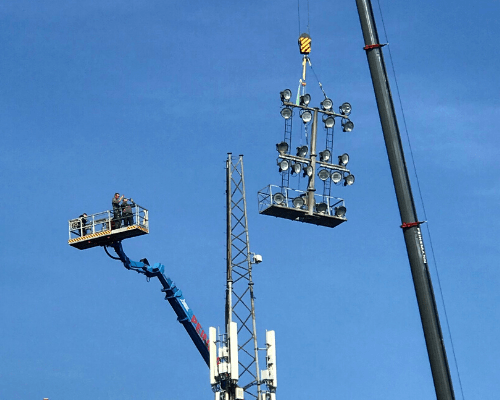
300, 110, 312, 124
273, 193, 285, 205
321, 98, 333, 111
319, 149, 331, 162
316, 203, 328, 214
323, 116, 335, 128
261, 89, 357, 229
280, 89, 292, 103
276, 141, 289, 155
344, 174, 355, 186
300, 94, 311, 106
318, 169, 330, 181
278, 159, 290, 172
335, 206, 347, 218
340, 102, 352, 116
292, 197, 305, 209
303, 165, 313, 177
338, 153, 349, 166
331, 171, 342, 184
296, 145, 308, 158
291, 162, 302, 175
280, 107, 292, 119
342, 119, 354, 132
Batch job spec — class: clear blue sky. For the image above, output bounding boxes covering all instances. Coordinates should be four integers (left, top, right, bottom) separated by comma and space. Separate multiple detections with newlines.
1, 1, 499, 399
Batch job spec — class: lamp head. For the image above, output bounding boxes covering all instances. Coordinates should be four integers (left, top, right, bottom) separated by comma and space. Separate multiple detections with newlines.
344, 174, 355, 186
316, 203, 328, 214
319, 149, 331, 162
280, 89, 292, 103
291, 162, 302, 175
331, 171, 342, 184
300, 110, 312, 124
273, 192, 285, 205
335, 206, 347, 218
338, 153, 349, 166
278, 159, 290, 172
292, 197, 305, 209
321, 98, 333, 111
300, 93, 311, 106
296, 145, 308, 158
303, 165, 313, 177
342, 119, 354, 132
340, 102, 352, 116
318, 169, 330, 181
323, 116, 335, 129
276, 141, 289, 155
280, 107, 292, 119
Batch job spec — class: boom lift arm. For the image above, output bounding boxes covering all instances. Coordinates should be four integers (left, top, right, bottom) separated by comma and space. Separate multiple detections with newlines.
107, 241, 210, 367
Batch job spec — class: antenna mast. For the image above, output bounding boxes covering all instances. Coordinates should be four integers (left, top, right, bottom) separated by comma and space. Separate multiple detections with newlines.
226, 153, 262, 400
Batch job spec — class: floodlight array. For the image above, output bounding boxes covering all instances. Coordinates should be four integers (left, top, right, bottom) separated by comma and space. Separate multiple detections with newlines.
264, 88, 358, 226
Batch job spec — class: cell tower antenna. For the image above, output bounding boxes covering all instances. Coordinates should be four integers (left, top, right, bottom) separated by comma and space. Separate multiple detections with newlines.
226, 153, 261, 399
210, 154, 276, 400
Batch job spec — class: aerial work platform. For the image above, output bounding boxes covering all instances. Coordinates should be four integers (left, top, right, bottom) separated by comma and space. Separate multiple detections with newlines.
68, 206, 149, 250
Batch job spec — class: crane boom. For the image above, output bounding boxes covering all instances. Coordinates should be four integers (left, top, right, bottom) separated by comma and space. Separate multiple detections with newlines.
355, 1, 456, 398
108, 241, 210, 366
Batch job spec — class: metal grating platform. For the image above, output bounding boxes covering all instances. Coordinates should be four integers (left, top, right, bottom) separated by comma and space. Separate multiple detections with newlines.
259, 204, 346, 228
68, 225, 149, 250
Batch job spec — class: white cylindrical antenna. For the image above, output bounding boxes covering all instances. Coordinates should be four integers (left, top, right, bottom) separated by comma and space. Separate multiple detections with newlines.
209, 327, 218, 385
265, 330, 277, 388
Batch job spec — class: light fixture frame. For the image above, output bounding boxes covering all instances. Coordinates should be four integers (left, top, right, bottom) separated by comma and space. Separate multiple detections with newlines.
264, 92, 355, 228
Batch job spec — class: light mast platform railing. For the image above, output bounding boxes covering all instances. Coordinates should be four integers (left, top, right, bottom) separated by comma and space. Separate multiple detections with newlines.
258, 184, 347, 228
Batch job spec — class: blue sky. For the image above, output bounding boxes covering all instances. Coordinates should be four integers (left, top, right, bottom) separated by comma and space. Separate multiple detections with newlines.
1, 1, 499, 399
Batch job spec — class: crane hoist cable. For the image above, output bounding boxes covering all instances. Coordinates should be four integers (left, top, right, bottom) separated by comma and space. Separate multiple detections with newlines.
297, 0, 312, 104
297, 0, 310, 36
296, 1, 328, 102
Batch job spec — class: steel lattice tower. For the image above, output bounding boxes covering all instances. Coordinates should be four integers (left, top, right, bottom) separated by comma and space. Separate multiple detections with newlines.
225, 153, 261, 399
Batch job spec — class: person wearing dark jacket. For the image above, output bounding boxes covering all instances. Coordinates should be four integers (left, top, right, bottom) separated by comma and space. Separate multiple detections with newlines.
79, 213, 88, 236
121, 198, 135, 227
112, 193, 124, 229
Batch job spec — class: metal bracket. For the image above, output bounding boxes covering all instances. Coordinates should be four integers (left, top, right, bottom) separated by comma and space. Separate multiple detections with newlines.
401, 221, 426, 229
363, 43, 388, 50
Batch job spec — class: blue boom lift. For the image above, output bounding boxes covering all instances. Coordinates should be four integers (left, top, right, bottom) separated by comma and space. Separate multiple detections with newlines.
68, 207, 210, 366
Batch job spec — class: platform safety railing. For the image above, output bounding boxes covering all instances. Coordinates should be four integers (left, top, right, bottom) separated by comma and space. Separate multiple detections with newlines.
258, 184, 345, 217
68, 205, 149, 240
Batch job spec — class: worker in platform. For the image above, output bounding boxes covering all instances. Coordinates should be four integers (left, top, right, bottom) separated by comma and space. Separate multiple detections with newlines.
79, 213, 88, 236
121, 198, 135, 227
112, 193, 124, 228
